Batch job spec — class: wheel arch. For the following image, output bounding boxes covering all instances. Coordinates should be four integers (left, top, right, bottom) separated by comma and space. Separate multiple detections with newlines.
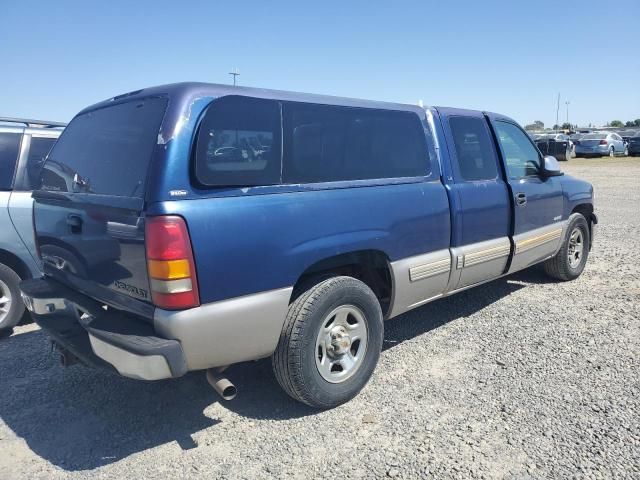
0, 248, 33, 281
291, 249, 393, 317
571, 203, 596, 249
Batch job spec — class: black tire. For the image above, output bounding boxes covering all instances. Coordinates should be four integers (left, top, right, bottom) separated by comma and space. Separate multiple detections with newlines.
543, 213, 590, 281
609, 146, 615, 157
0, 263, 25, 334
272, 276, 383, 409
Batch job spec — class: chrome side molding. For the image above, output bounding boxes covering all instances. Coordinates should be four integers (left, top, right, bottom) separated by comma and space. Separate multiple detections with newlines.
409, 257, 451, 282
463, 241, 511, 267
515, 227, 563, 254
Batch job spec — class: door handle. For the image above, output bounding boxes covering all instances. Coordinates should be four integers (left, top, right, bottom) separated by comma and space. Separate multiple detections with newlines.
66, 214, 83, 233
515, 193, 527, 206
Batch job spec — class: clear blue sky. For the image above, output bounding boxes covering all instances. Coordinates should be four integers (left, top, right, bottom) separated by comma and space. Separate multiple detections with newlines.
2, 0, 638, 127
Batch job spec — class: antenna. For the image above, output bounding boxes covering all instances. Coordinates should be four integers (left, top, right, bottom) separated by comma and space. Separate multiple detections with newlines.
229, 68, 240, 86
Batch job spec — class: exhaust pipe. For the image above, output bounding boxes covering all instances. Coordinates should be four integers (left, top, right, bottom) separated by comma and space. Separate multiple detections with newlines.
206, 367, 237, 400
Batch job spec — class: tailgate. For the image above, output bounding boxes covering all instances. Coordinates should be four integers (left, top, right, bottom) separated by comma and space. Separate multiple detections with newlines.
33, 96, 168, 312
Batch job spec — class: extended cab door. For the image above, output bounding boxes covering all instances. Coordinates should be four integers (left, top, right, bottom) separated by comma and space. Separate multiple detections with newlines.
437, 109, 512, 290
487, 116, 565, 272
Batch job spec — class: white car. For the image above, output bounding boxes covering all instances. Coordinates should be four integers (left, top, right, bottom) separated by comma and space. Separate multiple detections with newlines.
0, 117, 65, 335
574, 132, 626, 157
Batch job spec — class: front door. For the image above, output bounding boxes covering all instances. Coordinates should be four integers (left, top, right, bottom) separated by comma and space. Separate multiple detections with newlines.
488, 117, 565, 272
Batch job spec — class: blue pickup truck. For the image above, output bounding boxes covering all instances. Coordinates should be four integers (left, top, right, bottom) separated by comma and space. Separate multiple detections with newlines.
20, 83, 596, 408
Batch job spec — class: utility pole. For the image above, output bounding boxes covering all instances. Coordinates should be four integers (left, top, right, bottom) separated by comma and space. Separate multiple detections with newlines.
555, 93, 560, 132
565, 101, 570, 127
229, 69, 240, 86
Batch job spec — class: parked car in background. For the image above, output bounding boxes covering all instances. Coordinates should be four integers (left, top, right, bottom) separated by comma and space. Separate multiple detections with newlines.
619, 130, 639, 148
569, 133, 584, 157
532, 133, 572, 161
574, 132, 626, 157
20, 83, 596, 408
0, 117, 65, 336
627, 131, 640, 156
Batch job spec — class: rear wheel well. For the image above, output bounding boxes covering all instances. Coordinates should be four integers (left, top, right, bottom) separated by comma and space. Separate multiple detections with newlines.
0, 249, 31, 280
292, 250, 393, 317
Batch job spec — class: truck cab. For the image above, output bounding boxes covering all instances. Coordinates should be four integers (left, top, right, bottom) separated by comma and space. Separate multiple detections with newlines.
19, 83, 596, 408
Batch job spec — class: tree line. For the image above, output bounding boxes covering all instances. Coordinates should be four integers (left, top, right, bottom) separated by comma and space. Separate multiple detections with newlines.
525, 119, 640, 131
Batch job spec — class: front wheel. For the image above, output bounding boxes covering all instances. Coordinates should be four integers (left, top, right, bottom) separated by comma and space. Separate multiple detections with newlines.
272, 276, 383, 409
624, 145, 629, 156
543, 213, 590, 281
0, 263, 24, 335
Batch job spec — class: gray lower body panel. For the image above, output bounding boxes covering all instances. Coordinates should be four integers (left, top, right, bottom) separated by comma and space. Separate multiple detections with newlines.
154, 287, 293, 370
448, 237, 511, 291
388, 249, 451, 318
509, 221, 567, 273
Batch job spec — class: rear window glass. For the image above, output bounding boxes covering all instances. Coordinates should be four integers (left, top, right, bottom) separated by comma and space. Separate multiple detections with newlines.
0, 132, 21, 189
582, 133, 606, 139
41, 97, 167, 196
195, 96, 281, 186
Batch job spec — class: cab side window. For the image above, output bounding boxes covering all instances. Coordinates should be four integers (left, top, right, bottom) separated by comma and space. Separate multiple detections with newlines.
448, 116, 498, 181
494, 121, 541, 179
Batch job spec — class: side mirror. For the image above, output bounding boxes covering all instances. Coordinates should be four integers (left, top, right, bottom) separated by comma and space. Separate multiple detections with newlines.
541, 155, 564, 177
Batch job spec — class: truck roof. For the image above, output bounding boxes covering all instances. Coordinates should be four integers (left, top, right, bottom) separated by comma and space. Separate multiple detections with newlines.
77, 82, 429, 118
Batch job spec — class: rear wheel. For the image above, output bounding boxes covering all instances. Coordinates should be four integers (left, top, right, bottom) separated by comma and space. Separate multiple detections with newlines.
0, 263, 24, 336
544, 214, 590, 281
272, 276, 383, 409
609, 146, 615, 157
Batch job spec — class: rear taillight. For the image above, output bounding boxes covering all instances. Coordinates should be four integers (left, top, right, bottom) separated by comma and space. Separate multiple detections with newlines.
145, 216, 200, 310
599, 139, 608, 145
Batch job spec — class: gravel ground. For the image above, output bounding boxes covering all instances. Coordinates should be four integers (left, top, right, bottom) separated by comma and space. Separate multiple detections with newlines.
1, 157, 639, 479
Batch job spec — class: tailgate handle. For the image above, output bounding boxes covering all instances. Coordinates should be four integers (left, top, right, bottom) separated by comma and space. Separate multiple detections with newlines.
66, 214, 83, 233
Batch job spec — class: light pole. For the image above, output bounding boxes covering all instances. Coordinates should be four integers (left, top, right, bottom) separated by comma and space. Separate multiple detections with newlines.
565, 101, 570, 128
229, 69, 240, 86
555, 93, 561, 132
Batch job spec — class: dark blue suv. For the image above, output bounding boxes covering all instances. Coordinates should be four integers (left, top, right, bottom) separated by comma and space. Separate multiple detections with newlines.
20, 83, 596, 408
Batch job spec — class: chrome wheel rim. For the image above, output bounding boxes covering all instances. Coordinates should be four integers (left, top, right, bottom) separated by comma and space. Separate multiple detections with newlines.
609, 148, 615, 157
0, 279, 12, 325
315, 305, 368, 383
567, 228, 584, 269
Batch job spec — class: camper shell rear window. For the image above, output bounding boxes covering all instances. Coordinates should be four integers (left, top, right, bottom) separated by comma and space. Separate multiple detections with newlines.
41, 97, 168, 197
